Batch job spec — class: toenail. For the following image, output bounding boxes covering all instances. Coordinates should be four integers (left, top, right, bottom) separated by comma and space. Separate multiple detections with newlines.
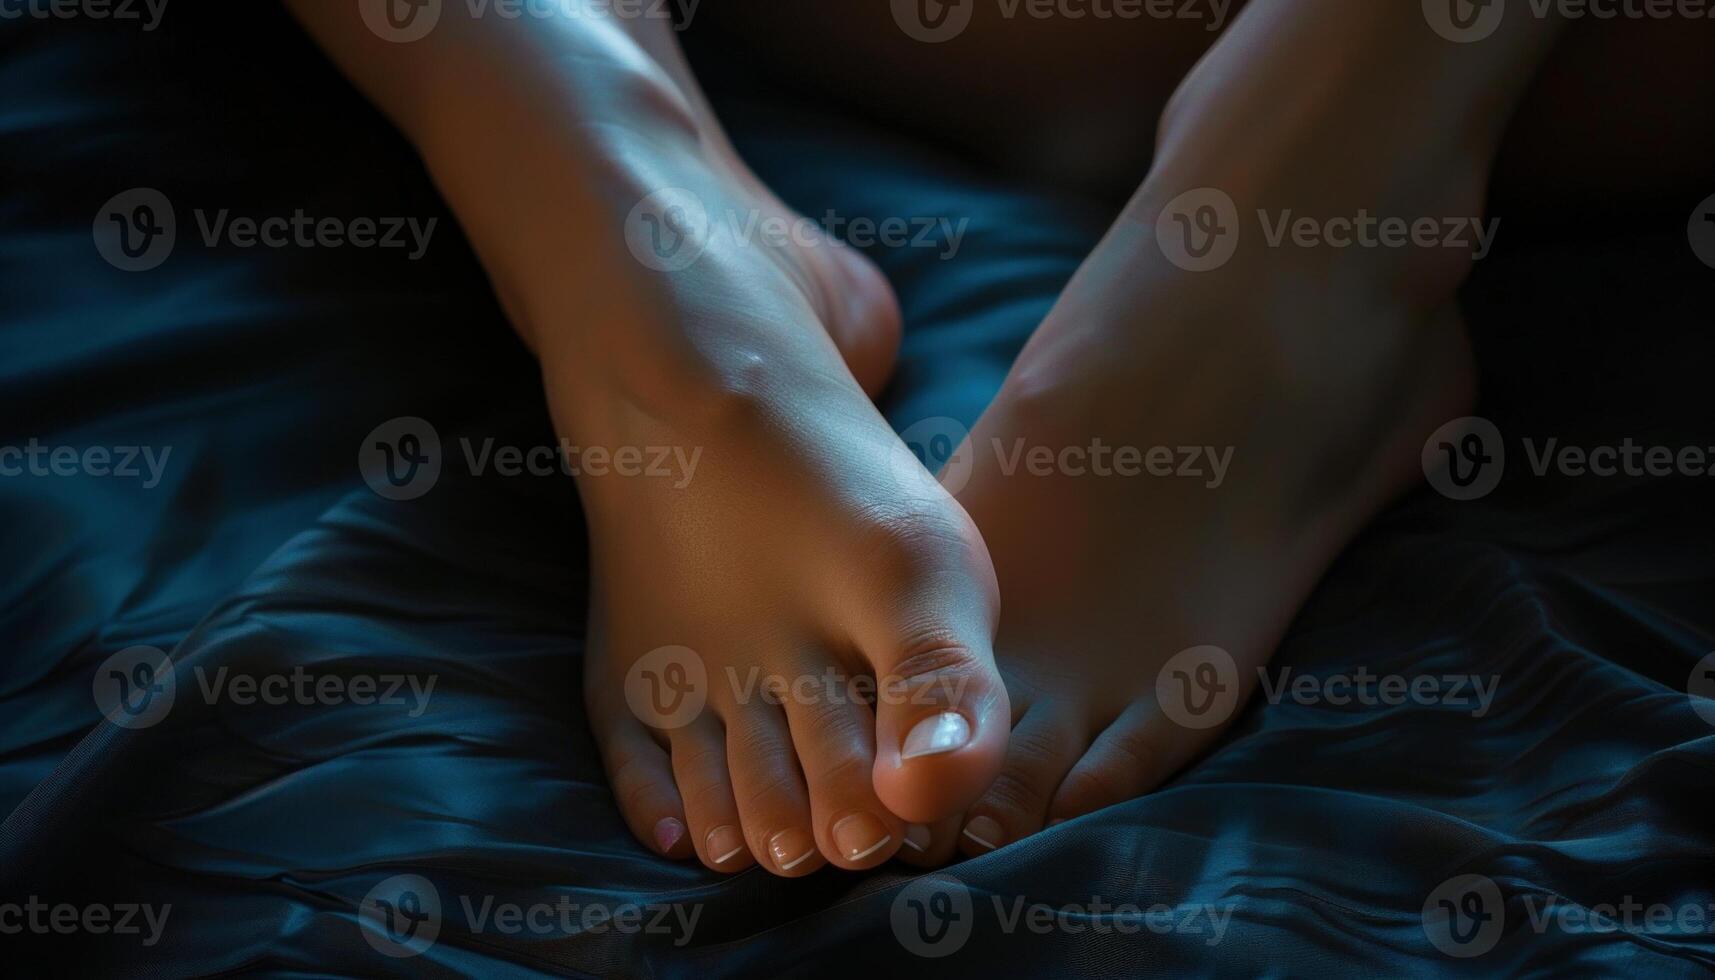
962, 815, 1002, 851
653, 817, 686, 854
706, 825, 746, 865
768, 828, 817, 872
902, 824, 932, 853
832, 812, 893, 863
901, 711, 972, 760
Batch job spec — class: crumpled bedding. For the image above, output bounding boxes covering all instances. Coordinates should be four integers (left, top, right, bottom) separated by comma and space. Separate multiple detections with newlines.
3, 7, 1713, 977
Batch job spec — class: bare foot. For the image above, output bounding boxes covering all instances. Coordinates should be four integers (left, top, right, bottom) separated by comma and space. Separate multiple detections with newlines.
889, 0, 1568, 863
535, 86, 1011, 876
943, 243, 1472, 859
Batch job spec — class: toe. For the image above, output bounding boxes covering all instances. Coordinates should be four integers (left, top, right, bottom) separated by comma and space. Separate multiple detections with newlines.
870, 637, 1010, 825
723, 703, 824, 877
895, 816, 962, 868
668, 717, 754, 872
858, 538, 1010, 824
958, 707, 1086, 856
1047, 702, 1194, 823
592, 707, 693, 860
777, 667, 903, 869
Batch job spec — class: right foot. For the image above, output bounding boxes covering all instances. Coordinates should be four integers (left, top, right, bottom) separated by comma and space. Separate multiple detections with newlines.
523, 66, 1010, 876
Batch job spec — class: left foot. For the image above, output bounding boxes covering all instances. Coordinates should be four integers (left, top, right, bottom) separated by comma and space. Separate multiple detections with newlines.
899, 176, 1480, 864
895, 0, 1564, 862
904, 216, 1475, 863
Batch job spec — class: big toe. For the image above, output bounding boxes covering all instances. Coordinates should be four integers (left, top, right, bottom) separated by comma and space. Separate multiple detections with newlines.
869, 637, 1010, 824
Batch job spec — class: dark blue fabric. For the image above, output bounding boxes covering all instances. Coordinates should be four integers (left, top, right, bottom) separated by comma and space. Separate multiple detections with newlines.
3, 6, 1714, 977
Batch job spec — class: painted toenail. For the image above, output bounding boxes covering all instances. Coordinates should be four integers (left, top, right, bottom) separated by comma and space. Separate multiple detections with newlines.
832, 812, 893, 863
902, 824, 932, 853
653, 817, 686, 854
901, 711, 971, 760
768, 829, 817, 872
962, 815, 1002, 851
706, 825, 746, 866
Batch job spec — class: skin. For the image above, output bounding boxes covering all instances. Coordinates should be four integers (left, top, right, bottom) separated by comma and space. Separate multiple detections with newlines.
287, 0, 1705, 872
890, 0, 1578, 864
283, 1, 1011, 876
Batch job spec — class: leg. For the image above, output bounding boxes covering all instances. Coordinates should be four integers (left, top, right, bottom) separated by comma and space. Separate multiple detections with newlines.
910, 0, 1567, 859
286, 1, 1011, 874
708, 3, 1715, 206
